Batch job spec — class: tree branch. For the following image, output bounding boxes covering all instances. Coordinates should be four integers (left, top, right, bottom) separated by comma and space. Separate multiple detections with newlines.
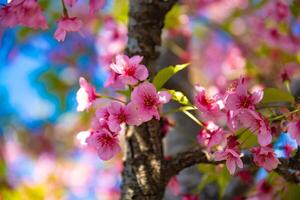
166, 147, 300, 183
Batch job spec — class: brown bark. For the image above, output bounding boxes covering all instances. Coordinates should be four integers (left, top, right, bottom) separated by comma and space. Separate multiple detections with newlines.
121, 1, 177, 199
121, 0, 300, 199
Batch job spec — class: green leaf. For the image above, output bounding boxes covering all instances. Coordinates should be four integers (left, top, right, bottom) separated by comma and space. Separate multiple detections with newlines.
167, 89, 191, 105
152, 63, 189, 90
217, 166, 231, 197
112, 0, 129, 24
164, 5, 182, 29
285, 184, 300, 200
197, 164, 231, 197
237, 128, 258, 149
260, 88, 294, 105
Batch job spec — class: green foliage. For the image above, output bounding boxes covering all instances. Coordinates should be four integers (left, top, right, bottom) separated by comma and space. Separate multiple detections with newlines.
260, 88, 294, 105
237, 128, 258, 149
164, 5, 182, 29
152, 63, 189, 90
290, 0, 300, 17
167, 89, 191, 105
285, 184, 300, 200
112, 0, 129, 24
1, 185, 45, 200
197, 164, 231, 197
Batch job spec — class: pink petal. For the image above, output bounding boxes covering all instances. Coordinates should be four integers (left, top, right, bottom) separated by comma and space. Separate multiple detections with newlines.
257, 132, 272, 146
226, 158, 236, 175
135, 65, 149, 81
54, 28, 66, 42
158, 91, 171, 104
251, 89, 264, 104
129, 55, 143, 66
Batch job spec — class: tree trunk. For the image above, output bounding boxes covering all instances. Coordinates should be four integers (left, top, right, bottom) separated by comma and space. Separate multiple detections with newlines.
121, 1, 177, 199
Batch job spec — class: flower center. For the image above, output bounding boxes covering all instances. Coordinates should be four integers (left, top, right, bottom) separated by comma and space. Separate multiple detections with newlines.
239, 96, 251, 108
97, 133, 112, 146
124, 67, 135, 76
144, 95, 156, 107
117, 113, 127, 123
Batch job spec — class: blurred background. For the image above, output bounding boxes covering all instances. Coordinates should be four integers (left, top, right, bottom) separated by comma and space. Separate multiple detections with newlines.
1, 0, 300, 199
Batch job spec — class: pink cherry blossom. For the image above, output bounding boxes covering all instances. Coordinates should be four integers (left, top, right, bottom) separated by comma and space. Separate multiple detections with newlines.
107, 102, 141, 132
131, 82, 171, 122
98, 18, 127, 67
248, 180, 273, 200
197, 122, 225, 150
64, 0, 77, 7
91, 116, 111, 132
239, 109, 272, 146
224, 78, 263, 111
194, 86, 223, 120
167, 176, 180, 196
109, 54, 149, 86
89, 0, 105, 14
0, 0, 48, 29
287, 120, 300, 146
54, 16, 82, 42
105, 70, 125, 89
214, 136, 243, 174
76, 77, 97, 112
251, 146, 280, 171
86, 130, 121, 160
96, 106, 110, 121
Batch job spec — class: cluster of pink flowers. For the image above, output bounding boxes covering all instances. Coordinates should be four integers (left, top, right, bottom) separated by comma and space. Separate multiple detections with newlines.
76, 55, 170, 160
195, 77, 281, 174
0, 0, 105, 42
0, 0, 48, 29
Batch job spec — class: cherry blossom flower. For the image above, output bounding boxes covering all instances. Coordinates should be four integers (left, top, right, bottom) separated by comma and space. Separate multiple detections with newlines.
76, 77, 97, 112
237, 170, 253, 184
282, 144, 294, 158
97, 18, 127, 67
214, 136, 243, 174
0, 0, 48, 29
64, 0, 77, 7
91, 116, 111, 132
131, 82, 171, 122
251, 146, 280, 171
109, 54, 149, 86
248, 180, 273, 200
105, 70, 125, 89
239, 109, 272, 146
167, 176, 180, 196
95, 106, 110, 121
197, 122, 225, 150
86, 130, 121, 160
287, 120, 300, 146
54, 16, 82, 42
107, 102, 141, 132
89, 0, 105, 14
194, 86, 223, 120
224, 78, 263, 111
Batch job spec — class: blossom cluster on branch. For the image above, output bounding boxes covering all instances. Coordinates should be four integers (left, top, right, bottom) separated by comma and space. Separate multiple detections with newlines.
75, 53, 300, 178
0, 0, 104, 41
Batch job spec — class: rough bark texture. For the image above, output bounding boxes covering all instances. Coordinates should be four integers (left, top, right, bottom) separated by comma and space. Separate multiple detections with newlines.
121, 0, 300, 199
121, 1, 177, 199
